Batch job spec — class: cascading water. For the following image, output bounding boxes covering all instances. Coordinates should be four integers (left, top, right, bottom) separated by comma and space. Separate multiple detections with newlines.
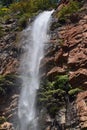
18, 10, 54, 130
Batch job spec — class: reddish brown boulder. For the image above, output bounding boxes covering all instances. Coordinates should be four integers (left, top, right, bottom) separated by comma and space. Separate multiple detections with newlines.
47, 66, 66, 80
69, 69, 87, 89
54, 48, 63, 64
76, 91, 87, 129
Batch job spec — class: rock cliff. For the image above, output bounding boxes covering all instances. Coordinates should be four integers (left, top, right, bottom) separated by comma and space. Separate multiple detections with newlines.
39, 1, 87, 129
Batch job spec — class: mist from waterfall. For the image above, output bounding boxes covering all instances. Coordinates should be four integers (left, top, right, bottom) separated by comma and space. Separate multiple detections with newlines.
18, 10, 54, 130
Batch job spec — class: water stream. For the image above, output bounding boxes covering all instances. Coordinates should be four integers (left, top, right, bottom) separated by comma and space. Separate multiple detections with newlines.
18, 10, 54, 130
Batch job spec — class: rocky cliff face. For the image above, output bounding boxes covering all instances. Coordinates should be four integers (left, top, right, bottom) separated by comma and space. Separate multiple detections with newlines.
0, 17, 21, 130
0, 18, 20, 75
39, 1, 87, 129
0, 1, 87, 130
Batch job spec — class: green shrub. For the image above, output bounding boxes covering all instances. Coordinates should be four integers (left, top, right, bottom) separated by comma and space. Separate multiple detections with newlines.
0, 7, 10, 16
57, 0, 80, 20
9, 0, 56, 16
18, 15, 28, 30
38, 75, 70, 101
68, 88, 82, 96
38, 75, 70, 116
38, 74, 83, 116
0, 0, 57, 31
9, 1, 28, 14
54, 75, 71, 91
0, 74, 20, 95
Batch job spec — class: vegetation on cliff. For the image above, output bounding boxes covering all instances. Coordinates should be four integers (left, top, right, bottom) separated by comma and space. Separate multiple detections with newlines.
38, 75, 83, 117
0, 0, 57, 32
56, 0, 82, 23
0, 74, 20, 95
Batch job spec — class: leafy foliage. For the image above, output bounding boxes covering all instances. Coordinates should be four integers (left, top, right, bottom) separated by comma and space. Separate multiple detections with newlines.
0, 0, 57, 30
18, 14, 28, 30
68, 88, 82, 96
54, 75, 71, 90
56, 0, 80, 21
0, 74, 20, 95
9, 0, 57, 14
0, 7, 10, 16
38, 74, 83, 116
38, 75, 70, 117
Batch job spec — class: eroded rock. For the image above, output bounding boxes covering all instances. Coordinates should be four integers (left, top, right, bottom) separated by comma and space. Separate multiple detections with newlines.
76, 91, 87, 129
0, 122, 14, 130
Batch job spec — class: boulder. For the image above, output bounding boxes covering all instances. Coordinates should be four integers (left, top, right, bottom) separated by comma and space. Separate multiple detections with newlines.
76, 91, 87, 129
0, 122, 14, 130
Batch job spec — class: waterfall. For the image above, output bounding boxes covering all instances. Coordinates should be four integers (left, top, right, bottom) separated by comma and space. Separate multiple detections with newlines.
18, 10, 54, 130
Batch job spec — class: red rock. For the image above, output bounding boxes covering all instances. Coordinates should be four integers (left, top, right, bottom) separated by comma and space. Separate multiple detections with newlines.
1, 122, 14, 130
2, 59, 18, 75
54, 48, 63, 64
69, 69, 87, 89
76, 91, 87, 102
47, 66, 65, 80
76, 91, 87, 129
57, 4, 65, 11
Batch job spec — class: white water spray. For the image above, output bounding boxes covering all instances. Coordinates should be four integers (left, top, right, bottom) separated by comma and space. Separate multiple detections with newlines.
18, 10, 54, 130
